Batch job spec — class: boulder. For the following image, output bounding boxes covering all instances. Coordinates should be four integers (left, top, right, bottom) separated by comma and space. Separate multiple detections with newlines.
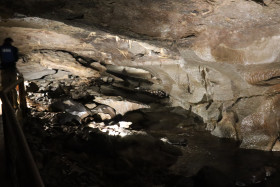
91, 104, 116, 119
49, 99, 92, 119
94, 96, 149, 115
52, 112, 81, 125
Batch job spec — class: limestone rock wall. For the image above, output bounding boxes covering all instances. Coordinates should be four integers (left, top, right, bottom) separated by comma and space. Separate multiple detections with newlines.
1, 0, 280, 151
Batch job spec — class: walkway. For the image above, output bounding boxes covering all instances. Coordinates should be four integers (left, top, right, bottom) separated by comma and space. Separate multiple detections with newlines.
0, 113, 12, 186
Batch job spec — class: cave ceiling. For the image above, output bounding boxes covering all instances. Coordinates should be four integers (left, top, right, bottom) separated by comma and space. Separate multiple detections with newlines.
2, 0, 280, 64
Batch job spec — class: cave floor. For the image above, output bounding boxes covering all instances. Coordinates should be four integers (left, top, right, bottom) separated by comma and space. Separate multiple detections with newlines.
18, 60, 280, 186
126, 106, 280, 187
24, 100, 280, 187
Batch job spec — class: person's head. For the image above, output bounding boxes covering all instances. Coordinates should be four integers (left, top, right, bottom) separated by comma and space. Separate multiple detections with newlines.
3, 37, 14, 45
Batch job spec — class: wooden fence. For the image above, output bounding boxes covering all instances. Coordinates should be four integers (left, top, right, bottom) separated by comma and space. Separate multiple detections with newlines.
1, 74, 44, 187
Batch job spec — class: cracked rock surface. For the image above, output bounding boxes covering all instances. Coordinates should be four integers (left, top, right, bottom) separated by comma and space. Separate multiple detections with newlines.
1, 0, 280, 151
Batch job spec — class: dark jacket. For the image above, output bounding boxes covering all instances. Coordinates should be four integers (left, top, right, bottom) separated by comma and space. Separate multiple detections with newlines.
0, 44, 18, 69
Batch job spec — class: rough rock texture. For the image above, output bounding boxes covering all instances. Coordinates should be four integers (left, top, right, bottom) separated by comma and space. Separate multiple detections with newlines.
94, 96, 149, 115
1, 0, 280, 151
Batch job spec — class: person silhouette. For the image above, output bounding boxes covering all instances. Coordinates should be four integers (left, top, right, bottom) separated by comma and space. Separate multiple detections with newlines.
0, 37, 19, 107
0, 37, 18, 69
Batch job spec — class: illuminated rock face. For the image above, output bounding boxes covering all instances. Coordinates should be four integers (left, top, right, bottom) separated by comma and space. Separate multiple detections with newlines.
1, 0, 280, 150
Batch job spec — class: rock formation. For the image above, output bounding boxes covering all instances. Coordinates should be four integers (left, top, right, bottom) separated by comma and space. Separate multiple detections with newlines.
1, 0, 280, 151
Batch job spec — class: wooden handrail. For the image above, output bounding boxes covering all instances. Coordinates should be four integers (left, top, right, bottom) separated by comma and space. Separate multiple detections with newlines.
1, 75, 44, 187
3, 77, 24, 94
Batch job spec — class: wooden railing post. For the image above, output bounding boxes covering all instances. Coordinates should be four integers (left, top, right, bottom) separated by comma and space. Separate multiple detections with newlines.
18, 80, 27, 114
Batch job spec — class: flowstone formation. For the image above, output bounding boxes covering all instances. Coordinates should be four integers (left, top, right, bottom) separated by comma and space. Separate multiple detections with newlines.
1, 0, 280, 152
